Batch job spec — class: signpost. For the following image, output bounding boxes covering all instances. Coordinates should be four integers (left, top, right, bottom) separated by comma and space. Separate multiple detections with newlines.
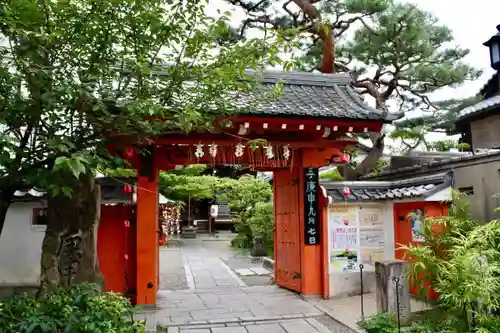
304, 168, 320, 245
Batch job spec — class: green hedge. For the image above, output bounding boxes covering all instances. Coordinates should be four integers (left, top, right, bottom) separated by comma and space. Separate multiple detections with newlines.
231, 201, 274, 256
0, 283, 145, 333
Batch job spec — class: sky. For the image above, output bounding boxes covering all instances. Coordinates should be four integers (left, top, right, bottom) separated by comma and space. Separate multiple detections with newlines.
208, 0, 500, 149
404, 0, 498, 100
210, 0, 499, 97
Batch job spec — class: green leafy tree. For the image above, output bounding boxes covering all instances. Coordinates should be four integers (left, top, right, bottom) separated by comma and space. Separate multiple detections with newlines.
227, 0, 481, 179
319, 168, 343, 181
390, 96, 480, 154
104, 166, 229, 202
1, 0, 288, 293
105, 167, 273, 251
219, 174, 273, 252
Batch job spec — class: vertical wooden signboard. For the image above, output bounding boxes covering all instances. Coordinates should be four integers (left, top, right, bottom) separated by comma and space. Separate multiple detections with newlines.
304, 168, 320, 245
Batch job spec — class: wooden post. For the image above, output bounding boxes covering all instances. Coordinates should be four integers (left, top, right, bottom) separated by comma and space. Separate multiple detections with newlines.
136, 171, 159, 305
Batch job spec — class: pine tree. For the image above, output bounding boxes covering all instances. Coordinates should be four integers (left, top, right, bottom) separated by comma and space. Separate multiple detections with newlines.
225, 0, 481, 179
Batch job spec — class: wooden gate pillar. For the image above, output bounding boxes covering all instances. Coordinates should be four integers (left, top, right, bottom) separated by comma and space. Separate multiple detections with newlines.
298, 163, 323, 296
299, 147, 339, 296
273, 148, 330, 297
136, 149, 159, 305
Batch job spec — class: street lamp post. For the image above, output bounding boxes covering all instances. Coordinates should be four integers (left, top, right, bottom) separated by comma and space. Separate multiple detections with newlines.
483, 24, 500, 70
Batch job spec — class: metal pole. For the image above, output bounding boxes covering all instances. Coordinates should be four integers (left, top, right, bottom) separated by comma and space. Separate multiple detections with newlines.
359, 264, 365, 319
392, 276, 401, 333
470, 302, 476, 330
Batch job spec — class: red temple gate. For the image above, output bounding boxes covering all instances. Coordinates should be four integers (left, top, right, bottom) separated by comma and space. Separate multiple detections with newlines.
106, 71, 398, 305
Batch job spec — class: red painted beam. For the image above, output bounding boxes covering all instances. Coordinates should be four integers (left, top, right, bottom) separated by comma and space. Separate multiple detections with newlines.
152, 133, 357, 148
155, 145, 291, 169
109, 145, 351, 171
223, 116, 383, 133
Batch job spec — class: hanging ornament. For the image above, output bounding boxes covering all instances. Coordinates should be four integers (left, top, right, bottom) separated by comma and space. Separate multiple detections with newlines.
343, 187, 351, 196
162, 204, 181, 237
342, 152, 351, 164
209, 144, 218, 158
283, 145, 290, 160
124, 146, 135, 159
123, 184, 132, 193
235, 143, 245, 158
264, 145, 274, 159
194, 144, 204, 158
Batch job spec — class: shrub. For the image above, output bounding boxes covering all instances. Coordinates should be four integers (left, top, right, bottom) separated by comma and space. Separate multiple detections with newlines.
231, 202, 274, 255
358, 311, 468, 333
223, 175, 273, 254
0, 283, 145, 333
358, 312, 397, 333
401, 191, 500, 331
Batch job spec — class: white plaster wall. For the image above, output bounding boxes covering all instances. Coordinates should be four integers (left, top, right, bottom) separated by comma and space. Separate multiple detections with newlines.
383, 202, 395, 261
0, 202, 45, 286
328, 202, 395, 298
0, 198, 138, 287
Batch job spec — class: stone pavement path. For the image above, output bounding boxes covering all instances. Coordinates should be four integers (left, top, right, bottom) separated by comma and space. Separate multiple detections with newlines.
159, 244, 189, 291
157, 237, 355, 333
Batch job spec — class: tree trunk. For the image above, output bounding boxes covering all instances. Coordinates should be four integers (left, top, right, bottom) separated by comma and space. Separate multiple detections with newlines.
38, 171, 104, 295
0, 187, 15, 238
338, 133, 386, 180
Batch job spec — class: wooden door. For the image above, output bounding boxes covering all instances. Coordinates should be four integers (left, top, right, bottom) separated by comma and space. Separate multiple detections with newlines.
394, 202, 448, 259
394, 202, 447, 299
98, 205, 136, 302
273, 169, 302, 292
394, 203, 425, 260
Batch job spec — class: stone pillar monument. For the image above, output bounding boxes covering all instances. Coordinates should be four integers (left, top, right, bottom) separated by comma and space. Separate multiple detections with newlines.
375, 260, 411, 324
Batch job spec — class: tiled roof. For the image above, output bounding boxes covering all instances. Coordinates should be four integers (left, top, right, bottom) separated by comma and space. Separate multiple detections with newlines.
479, 72, 499, 97
322, 172, 452, 202
12, 177, 135, 202
456, 95, 500, 121
361, 150, 500, 181
238, 71, 404, 122
13, 188, 45, 200
453, 72, 499, 123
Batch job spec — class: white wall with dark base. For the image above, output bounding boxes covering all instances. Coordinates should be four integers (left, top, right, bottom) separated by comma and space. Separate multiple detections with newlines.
0, 202, 45, 287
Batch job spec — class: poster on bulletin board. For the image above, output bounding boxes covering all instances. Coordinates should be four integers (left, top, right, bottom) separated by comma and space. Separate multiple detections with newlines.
328, 206, 360, 272
328, 206, 357, 226
358, 208, 384, 227
359, 228, 385, 247
360, 249, 385, 266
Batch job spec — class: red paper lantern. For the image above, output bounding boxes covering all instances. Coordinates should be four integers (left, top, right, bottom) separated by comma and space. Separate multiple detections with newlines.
342, 187, 351, 196
124, 146, 135, 159
123, 184, 132, 193
124, 220, 130, 228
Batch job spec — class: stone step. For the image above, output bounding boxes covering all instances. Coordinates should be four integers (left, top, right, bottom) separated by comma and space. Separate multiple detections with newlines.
235, 267, 270, 276
180, 227, 197, 239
